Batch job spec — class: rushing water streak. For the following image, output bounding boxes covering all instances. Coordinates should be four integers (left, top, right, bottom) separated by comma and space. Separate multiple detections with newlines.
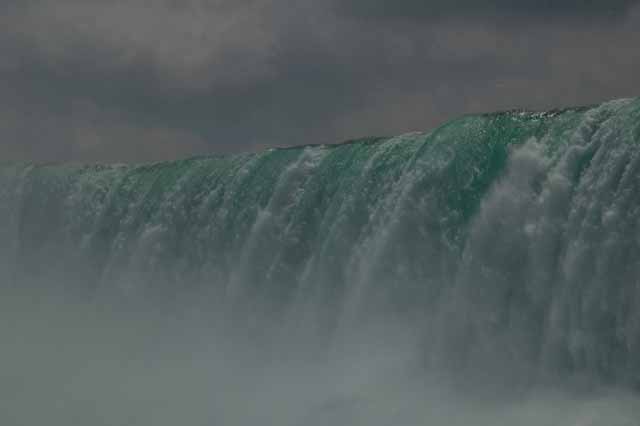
2, 98, 640, 424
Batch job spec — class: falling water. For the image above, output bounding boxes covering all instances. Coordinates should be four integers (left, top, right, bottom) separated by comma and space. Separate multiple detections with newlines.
2, 98, 640, 425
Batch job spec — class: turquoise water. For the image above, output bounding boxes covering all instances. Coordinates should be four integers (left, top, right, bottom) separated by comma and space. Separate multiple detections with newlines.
2, 98, 640, 424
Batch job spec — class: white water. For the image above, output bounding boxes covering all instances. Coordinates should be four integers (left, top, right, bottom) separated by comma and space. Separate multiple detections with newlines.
1, 99, 640, 424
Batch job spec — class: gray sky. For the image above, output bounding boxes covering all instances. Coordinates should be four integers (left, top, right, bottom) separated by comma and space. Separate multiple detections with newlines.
1, 0, 639, 163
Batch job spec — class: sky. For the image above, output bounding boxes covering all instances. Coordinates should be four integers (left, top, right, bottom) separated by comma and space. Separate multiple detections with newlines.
1, 0, 639, 163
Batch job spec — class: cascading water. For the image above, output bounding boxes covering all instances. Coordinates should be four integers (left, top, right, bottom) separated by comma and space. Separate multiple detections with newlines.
2, 98, 640, 425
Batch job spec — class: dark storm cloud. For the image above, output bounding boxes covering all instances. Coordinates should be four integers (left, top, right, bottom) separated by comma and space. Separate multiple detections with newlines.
0, 0, 639, 162
338, 0, 637, 21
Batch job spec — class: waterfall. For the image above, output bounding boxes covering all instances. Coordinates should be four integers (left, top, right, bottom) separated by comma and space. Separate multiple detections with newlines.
2, 98, 640, 424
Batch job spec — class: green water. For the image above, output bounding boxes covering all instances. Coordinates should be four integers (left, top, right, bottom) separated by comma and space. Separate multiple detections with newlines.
1, 97, 640, 386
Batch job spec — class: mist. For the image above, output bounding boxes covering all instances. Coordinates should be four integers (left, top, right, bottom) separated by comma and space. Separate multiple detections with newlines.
2, 284, 640, 426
